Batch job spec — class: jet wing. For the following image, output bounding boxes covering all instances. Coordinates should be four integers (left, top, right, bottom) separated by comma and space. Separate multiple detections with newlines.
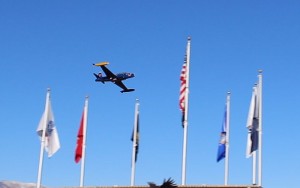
114, 81, 134, 93
100, 65, 117, 79
115, 80, 128, 90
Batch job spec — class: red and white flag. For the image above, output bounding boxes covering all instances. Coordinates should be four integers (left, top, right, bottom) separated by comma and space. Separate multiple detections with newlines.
179, 56, 187, 127
180, 57, 187, 110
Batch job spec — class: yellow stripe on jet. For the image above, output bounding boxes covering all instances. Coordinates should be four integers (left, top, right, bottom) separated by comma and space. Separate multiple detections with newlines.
94, 62, 109, 66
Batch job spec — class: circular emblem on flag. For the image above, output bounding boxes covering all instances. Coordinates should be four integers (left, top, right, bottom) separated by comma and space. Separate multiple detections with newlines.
46, 120, 54, 136
219, 132, 226, 144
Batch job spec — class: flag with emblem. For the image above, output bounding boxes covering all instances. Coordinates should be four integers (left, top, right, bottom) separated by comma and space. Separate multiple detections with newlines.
246, 85, 259, 158
36, 98, 60, 157
217, 108, 227, 162
131, 113, 139, 162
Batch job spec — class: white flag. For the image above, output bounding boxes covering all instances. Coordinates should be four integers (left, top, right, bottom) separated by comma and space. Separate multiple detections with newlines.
37, 100, 60, 157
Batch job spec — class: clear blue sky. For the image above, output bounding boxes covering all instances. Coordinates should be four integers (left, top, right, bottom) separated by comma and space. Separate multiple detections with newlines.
1, 1, 300, 187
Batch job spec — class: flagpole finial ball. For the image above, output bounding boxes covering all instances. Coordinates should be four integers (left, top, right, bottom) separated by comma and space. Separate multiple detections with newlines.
47, 88, 51, 92
187, 36, 191, 40
227, 91, 231, 95
258, 69, 263, 73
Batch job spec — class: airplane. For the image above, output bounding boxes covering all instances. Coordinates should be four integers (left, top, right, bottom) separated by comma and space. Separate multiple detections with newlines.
93, 62, 135, 93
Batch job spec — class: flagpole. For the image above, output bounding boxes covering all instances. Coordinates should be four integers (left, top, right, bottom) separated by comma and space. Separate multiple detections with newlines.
181, 37, 191, 185
258, 70, 263, 186
252, 151, 257, 185
224, 92, 230, 185
80, 96, 89, 187
37, 88, 50, 188
130, 99, 139, 186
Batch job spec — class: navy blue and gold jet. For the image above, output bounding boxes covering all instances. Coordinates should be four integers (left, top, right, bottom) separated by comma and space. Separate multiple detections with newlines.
93, 62, 135, 93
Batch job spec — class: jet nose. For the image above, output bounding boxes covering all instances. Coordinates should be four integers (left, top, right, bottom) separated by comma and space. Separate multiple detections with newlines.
131, 73, 135, 77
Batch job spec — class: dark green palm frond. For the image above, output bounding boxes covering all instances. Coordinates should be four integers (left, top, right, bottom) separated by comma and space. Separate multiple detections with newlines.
160, 178, 177, 188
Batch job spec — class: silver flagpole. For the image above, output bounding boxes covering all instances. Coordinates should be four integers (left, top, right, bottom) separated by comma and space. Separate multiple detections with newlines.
181, 37, 191, 185
252, 151, 257, 185
80, 96, 89, 187
130, 99, 139, 186
37, 88, 51, 188
258, 70, 263, 186
224, 92, 231, 185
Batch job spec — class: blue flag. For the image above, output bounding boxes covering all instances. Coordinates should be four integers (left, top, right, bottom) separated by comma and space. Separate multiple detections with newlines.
131, 113, 139, 162
217, 109, 227, 162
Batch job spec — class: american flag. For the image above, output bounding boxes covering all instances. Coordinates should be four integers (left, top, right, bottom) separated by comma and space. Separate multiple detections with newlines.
179, 56, 187, 127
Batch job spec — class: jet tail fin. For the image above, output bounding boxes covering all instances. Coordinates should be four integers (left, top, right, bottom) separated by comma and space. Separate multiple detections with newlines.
93, 73, 99, 78
121, 88, 135, 93
94, 73, 105, 84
